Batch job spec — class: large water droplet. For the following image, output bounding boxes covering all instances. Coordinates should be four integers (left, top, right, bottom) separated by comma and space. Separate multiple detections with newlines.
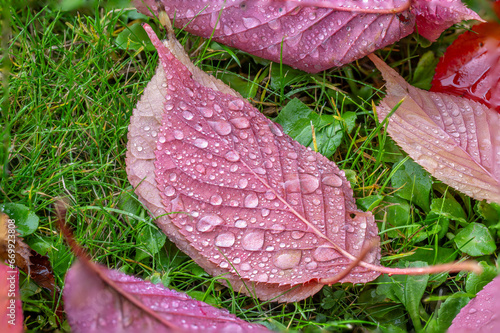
173, 130, 184, 140
300, 174, 319, 194
243, 17, 260, 29
240, 263, 251, 271
215, 232, 236, 247
225, 150, 240, 162
197, 106, 213, 118
268, 19, 280, 30
210, 194, 223, 206
228, 99, 245, 111
165, 186, 175, 197
193, 138, 208, 149
313, 247, 341, 262
261, 208, 270, 217
235, 220, 247, 228
264, 191, 276, 200
230, 117, 250, 129
244, 193, 259, 208
238, 178, 248, 189
322, 174, 343, 187
182, 110, 194, 120
209, 120, 232, 136
241, 230, 265, 251
196, 214, 224, 232
291, 231, 305, 240
273, 250, 302, 270
255, 273, 269, 282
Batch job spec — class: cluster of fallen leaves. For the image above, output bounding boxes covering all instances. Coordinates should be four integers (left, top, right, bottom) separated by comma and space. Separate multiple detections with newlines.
2, 0, 500, 332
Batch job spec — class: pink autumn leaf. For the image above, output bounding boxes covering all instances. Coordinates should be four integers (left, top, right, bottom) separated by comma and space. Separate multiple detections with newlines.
448, 275, 500, 332
63, 260, 271, 333
368, 53, 500, 204
134, 0, 481, 73
125, 23, 481, 302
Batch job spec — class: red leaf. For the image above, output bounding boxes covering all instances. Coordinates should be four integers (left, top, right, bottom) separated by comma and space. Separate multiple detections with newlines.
126, 24, 381, 302
448, 275, 500, 332
0, 264, 23, 333
431, 21, 500, 112
64, 260, 271, 333
369, 53, 500, 204
134, 0, 481, 73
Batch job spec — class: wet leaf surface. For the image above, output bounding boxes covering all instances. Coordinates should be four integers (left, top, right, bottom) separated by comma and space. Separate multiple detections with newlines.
126, 24, 381, 302
369, 53, 500, 204
431, 21, 500, 112
134, 0, 481, 73
64, 259, 271, 333
449, 275, 500, 332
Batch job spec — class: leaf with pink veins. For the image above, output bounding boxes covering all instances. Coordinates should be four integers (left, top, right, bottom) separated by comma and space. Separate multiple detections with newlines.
134, 0, 481, 73
126, 23, 481, 302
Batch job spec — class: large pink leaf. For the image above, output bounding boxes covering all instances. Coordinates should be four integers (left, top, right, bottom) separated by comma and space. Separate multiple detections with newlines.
134, 0, 481, 73
448, 275, 500, 332
64, 260, 271, 333
368, 53, 500, 204
126, 24, 382, 302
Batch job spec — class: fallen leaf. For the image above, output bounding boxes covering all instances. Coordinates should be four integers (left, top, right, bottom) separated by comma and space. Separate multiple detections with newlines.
448, 275, 500, 332
368, 53, 500, 204
134, 0, 481, 73
127, 23, 381, 302
431, 21, 500, 112
0, 213, 57, 294
0, 264, 23, 333
64, 260, 271, 333
126, 23, 481, 302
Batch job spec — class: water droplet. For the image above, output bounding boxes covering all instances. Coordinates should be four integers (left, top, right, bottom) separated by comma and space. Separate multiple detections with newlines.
195, 165, 206, 174
210, 194, 223, 206
287, 152, 298, 159
305, 261, 318, 270
165, 186, 175, 197
322, 174, 343, 187
197, 107, 213, 118
215, 232, 236, 247
313, 247, 341, 262
196, 214, 224, 232
230, 117, 250, 129
273, 250, 302, 270
291, 231, 305, 239
159, 136, 167, 143
268, 19, 280, 30
240, 263, 251, 271
235, 220, 247, 228
270, 223, 285, 233
255, 273, 269, 282
169, 173, 177, 181
241, 230, 265, 251
300, 174, 319, 194
238, 178, 248, 189
261, 208, 270, 217
182, 111, 194, 120
173, 130, 184, 140
193, 138, 208, 148
244, 193, 259, 208
225, 150, 240, 162
243, 17, 260, 29
264, 191, 276, 200
228, 99, 245, 111
312, 198, 321, 205
209, 120, 232, 135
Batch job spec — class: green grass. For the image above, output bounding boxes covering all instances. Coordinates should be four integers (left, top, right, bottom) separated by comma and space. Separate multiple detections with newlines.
2, 1, 499, 332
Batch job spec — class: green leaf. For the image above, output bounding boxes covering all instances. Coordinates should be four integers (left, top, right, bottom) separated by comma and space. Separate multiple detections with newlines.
454, 223, 496, 256
430, 197, 467, 225
0, 203, 39, 236
115, 22, 156, 51
270, 64, 304, 90
391, 159, 432, 212
465, 261, 498, 295
412, 51, 438, 90
389, 261, 429, 331
425, 292, 470, 333
137, 224, 167, 255
274, 98, 351, 158
357, 194, 383, 211
476, 201, 500, 227
376, 196, 414, 238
